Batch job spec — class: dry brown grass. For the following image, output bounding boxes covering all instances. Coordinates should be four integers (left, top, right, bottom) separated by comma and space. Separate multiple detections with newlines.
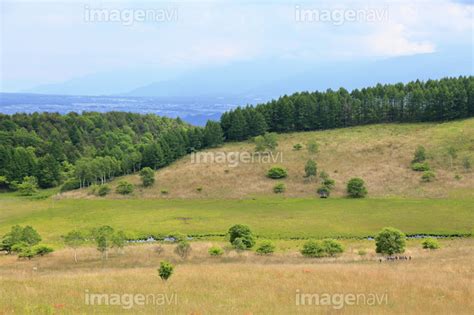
62, 120, 474, 200
0, 239, 473, 314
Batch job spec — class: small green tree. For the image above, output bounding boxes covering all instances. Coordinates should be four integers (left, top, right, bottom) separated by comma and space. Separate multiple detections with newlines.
116, 181, 134, 195
94, 225, 115, 260
293, 143, 303, 151
158, 261, 174, 281
301, 240, 325, 258
375, 227, 406, 256
421, 171, 436, 182
321, 239, 344, 256
256, 241, 275, 255
346, 178, 367, 198
228, 224, 255, 249
422, 238, 440, 250
174, 240, 192, 259
267, 167, 288, 179
111, 230, 127, 253
304, 159, 317, 179
140, 167, 155, 187
64, 230, 85, 263
17, 176, 38, 196
412, 145, 426, 163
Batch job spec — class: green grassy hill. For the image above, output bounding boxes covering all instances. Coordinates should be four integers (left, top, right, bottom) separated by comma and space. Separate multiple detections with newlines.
65, 118, 474, 199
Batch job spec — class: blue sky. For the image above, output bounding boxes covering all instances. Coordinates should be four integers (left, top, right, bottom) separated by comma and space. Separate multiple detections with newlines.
0, 0, 472, 94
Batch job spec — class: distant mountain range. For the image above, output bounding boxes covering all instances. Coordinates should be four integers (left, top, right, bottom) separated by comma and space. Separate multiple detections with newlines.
23, 49, 473, 101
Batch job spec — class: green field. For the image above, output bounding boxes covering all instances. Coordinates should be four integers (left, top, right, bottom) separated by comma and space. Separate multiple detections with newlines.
1, 194, 472, 245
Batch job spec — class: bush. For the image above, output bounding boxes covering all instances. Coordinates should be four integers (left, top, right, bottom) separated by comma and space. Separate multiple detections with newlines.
321, 239, 344, 256
18, 247, 35, 260
304, 159, 317, 178
32, 245, 54, 256
116, 181, 134, 195
411, 162, 430, 172
60, 179, 80, 192
228, 224, 255, 249
174, 240, 192, 259
317, 185, 330, 198
266, 167, 288, 179
293, 143, 303, 151
412, 145, 426, 163
208, 246, 224, 256
196, 187, 203, 193
462, 156, 471, 171
422, 238, 440, 250
301, 240, 325, 258
307, 140, 319, 154
421, 171, 436, 182
346, 178, 367, 198
17, 176, 38, 196
97, 185, 111, 196
256, 241, 275, 255
273, 183, 286, 193
160, 189, 169, 195
358, 249, 367, 256
158, 261, 174, 281
375, 227, 406, 256
140, 167, 155, 187
232, 238, 247, 251
322, 178, 335, 189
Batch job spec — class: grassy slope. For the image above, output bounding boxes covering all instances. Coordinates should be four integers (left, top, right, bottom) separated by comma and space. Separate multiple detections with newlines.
65, 118, 474, 199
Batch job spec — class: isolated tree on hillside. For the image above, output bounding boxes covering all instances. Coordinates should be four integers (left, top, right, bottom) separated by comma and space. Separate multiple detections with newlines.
346, 178, 368, 198
64, 230, 86, 263
304, 159, 317, 180
412, 145, 426, 164
139, 167, 155, 187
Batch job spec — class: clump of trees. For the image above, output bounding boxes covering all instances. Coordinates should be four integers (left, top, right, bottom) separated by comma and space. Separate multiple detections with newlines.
346, 178, 368, 198
300, 239, 344, 258
375, 227, 406, 256
228, 224, 255, 250
0, 225, 53, 259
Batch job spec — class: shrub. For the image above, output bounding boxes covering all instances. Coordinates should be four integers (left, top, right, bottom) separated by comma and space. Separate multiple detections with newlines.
196, 187, 203, 193
422, 238, 440, 250
462, 156, 471, 171
11, 242, 29, 254
411, 162, 430, 172
317, 186, 330, 198
228, 224, 255, 249
208, 246, 224, 256
174, 240, 192, 259
256, 241, 275, 255
412, 145, 426, 163
97, 185, 111, 196
293, 143, 303, 151
17, 176, 38, 196
18, 248, 35, 260
321, 239, 344, 256
273, 183, 286, 193
266, 167, 288, 179
0, 225, 41, 254
307, 140, 319, 154
232, 238, 247, 251
301, 240, 325, 258
375, 227, 406, 256
322, 178, 335, 189
421, 171, 436, 182
32, 245, 54, 256
358, 249, 367, 256
158, 261, 174, 281
254, 133, 278, 152
319, 171, 329, 181
116, 181, 134, 195
346, 178, 367, 198
140, 167, 155, 187
160, 189, 169, 195
304, 159, 317, 178
60, 179, 80, 192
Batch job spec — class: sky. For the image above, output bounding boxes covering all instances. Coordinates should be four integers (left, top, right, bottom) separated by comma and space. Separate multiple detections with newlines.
0, 0, 472, 94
